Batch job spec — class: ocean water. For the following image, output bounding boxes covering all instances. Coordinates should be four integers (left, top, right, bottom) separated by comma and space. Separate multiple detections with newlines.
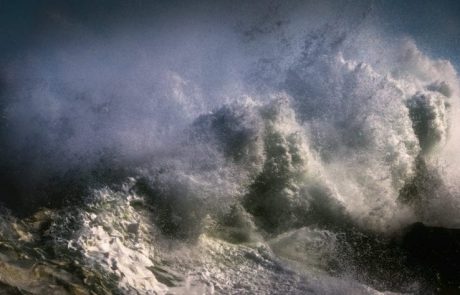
0, 1, 459, 294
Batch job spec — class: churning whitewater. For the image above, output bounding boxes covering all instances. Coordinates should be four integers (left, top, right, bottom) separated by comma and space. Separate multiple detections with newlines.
0, 1, 460, 294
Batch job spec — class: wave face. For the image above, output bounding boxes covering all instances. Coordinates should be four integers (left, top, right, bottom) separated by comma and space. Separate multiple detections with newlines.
0, 1, 460, 294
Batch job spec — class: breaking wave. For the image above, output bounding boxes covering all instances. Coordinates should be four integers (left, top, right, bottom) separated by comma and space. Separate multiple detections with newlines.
0, 2, 459, 294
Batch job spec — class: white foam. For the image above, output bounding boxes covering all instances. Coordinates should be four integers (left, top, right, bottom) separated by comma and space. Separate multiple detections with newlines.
69, 188, 168, 294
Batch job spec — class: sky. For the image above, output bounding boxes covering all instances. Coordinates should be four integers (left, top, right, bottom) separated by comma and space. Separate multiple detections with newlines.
376, 0, 460, 67
0, 0, 459, 67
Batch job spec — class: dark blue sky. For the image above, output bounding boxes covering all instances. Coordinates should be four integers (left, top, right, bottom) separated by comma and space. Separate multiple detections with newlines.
377, 0, 460, 67
0, 0, 459, 67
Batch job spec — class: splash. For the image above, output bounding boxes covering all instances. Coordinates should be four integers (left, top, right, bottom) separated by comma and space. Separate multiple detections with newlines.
0, 1, 459, 294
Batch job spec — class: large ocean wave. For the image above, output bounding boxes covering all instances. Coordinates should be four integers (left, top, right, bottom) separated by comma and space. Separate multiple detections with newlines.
0, 1, 459, 294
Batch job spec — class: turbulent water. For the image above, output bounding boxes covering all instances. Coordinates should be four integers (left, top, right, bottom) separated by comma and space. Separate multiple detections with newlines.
0, 1, 460, 294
